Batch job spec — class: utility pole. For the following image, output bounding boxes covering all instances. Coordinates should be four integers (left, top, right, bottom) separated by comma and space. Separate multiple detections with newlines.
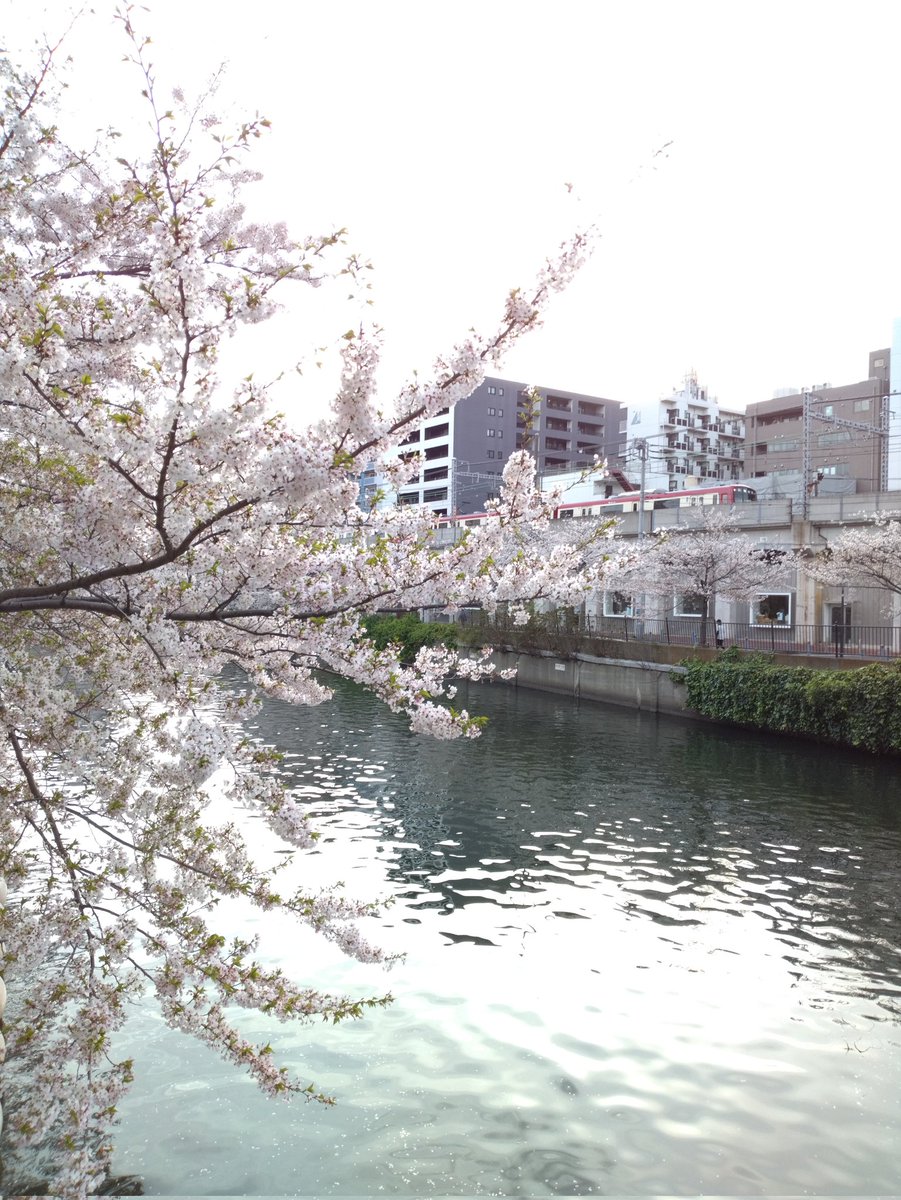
635, 439, 649, 539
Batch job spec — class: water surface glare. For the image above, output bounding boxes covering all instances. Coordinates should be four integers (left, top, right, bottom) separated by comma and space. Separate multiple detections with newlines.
112, 678, 901, 1195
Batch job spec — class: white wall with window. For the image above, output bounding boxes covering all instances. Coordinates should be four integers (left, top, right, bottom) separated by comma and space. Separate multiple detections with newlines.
674, 594, 705, 617
603, 591, 634, 617
753, 592, 793, 625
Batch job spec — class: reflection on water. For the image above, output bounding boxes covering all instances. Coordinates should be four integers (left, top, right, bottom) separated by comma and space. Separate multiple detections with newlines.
112, 678, 901, 1196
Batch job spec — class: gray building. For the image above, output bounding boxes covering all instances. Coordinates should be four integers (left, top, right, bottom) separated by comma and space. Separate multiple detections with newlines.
393, 377, 626, 516
744, 349, 890, 494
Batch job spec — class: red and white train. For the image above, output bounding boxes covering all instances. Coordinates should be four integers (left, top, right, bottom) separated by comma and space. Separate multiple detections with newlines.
436, 482, 758, 529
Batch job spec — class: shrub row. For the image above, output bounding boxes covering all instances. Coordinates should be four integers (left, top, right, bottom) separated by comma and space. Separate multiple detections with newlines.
681, 648, 901, 755
361, 613, 456, 662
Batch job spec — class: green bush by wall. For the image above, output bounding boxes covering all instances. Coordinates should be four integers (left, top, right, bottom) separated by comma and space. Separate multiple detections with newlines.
681, 648, 901, 755
361, 613, 457, 662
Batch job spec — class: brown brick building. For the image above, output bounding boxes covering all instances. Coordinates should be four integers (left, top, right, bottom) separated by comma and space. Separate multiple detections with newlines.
744, 349, 890, 494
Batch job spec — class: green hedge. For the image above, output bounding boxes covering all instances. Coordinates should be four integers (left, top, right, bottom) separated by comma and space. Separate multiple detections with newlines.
361, 613, 456, 662
680, 649, 901, 754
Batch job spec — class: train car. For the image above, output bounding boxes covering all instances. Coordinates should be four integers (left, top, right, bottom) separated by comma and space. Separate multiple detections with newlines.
435, 483, 757, 529
553, 483, 757, 520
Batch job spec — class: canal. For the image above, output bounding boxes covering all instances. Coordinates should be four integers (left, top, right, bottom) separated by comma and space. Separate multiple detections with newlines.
110, 676, 901, 1195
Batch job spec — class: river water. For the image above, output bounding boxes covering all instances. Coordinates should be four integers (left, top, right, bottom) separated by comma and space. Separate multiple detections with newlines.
111, 677, 901, 1196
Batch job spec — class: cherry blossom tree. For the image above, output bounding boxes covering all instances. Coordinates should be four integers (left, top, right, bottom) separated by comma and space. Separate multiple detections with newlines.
639, 509, 790, 645
802, 514, 901, 607
0, 18, 622, 1197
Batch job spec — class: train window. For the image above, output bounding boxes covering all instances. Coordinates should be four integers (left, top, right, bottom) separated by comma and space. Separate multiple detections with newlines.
653, 497, 679, 509
464, 518, 481, 526
559, 509, 575, 519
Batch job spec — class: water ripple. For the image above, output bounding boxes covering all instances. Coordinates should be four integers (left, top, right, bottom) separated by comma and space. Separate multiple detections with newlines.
111, 676, 901, 1195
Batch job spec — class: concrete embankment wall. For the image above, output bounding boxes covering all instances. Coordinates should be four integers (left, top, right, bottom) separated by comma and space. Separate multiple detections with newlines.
477, 649, 692, 717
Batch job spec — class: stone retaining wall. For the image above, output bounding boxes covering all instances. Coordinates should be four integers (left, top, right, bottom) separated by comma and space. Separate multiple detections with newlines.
479, 649, 691, 716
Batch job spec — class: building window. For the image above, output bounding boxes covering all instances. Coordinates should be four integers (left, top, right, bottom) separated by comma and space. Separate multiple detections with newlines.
674, 594, 705, 617
423, 487, 448, 502
487, 406, 495, 416
823, 404, 834, 418
424, 443, 449, 461
498, 387, 504, 395
423, 465, 448, 482
496, 452, 503, 462
496, 429, 503, 439
497, 407, 503, 417
487, 428, 495, 437
818, 431, 850, 447
486, 449, 495, 459
754, 593, 792, 626
604, 591, 633, 617
487, 386, 497, 395
853, 398, 871, 412
398, 492, 420, 505
424, 422, 449, 440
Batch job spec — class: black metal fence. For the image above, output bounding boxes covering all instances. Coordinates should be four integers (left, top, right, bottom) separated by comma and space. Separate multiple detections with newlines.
438, 608, 901, 661
583, 616, 901, 659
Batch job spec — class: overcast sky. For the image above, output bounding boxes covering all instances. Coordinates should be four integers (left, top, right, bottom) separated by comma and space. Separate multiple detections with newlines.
5, 0, 900, 420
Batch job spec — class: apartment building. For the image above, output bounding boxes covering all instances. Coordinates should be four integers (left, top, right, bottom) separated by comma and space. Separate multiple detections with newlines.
744, 349, 890, 494
386, 377, 626, 516
625, 372, 746, 492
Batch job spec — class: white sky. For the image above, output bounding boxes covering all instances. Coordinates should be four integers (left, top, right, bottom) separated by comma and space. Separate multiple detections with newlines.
5, 0, 901, 421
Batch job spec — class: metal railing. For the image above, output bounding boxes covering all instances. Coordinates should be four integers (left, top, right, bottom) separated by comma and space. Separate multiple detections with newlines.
438, 609, 901, 661
583, 616, 901, 659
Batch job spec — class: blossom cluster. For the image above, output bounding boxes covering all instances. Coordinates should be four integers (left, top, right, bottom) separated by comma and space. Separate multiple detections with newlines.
0, 24, 614, 1199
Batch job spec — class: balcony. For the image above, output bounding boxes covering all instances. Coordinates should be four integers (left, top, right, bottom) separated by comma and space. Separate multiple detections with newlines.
545, 436, 570, 452
577, 421, 603, 437
546, 396, 572, 412
577, 400, 604, 417
546, 416, 571, 432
